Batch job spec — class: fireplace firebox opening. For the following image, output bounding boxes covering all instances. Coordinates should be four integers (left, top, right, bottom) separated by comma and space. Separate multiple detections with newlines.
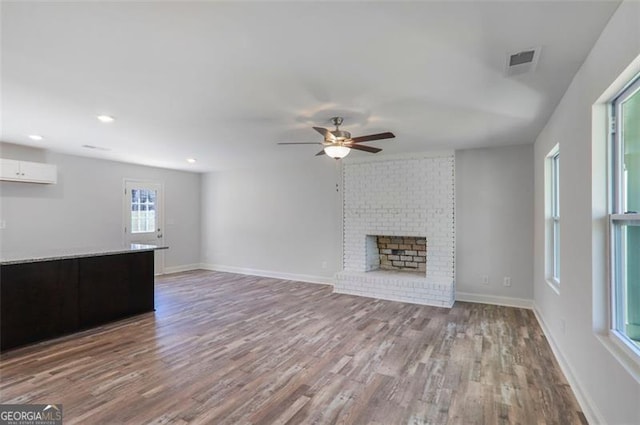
365, 235, 427, 274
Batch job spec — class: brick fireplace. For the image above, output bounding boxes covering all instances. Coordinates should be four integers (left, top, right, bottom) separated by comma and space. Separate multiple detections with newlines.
334, 152, 455, 307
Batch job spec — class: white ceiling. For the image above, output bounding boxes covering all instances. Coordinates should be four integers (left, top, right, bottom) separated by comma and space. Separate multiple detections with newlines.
1, 1, 620, 172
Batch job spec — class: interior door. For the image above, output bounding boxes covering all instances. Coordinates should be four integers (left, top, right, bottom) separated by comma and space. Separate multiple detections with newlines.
124, 180, 164, 275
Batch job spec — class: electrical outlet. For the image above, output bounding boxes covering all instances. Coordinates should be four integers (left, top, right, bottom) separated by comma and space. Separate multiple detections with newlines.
503, 277, 512, 287
560, 318, 566, 334
0, 219, 5, 229
481, 275, 489, 285
321, 261, 328, 269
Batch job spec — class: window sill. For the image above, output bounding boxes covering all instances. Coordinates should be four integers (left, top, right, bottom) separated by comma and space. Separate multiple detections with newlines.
545, 278, 560, 295
597, 331, 640, 384
610, 213, 640, 222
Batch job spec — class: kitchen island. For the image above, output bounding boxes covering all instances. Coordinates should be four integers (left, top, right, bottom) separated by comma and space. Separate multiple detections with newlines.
0, 244, 167, 351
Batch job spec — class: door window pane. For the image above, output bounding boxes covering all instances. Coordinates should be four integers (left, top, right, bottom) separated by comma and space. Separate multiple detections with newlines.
131, 189, 157, 233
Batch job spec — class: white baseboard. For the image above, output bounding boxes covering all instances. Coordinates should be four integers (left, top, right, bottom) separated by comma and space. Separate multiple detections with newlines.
455, 291, 533, 309
532, 304, 605, 425
162, 264, 202, 274
199, 263, 334, 286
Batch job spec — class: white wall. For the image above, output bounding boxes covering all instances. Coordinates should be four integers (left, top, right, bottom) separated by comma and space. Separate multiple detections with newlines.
200, 158, 342, 283
456, 145, 534, 306
533, 1, 640, 424
0, 143, 201, 271
201, 147, 534, 305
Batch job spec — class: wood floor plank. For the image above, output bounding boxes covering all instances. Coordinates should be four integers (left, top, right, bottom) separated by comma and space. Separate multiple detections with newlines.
0, 270, 585, 424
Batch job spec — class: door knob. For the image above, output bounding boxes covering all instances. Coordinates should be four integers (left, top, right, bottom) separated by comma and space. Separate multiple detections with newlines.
157, 234, 163, 238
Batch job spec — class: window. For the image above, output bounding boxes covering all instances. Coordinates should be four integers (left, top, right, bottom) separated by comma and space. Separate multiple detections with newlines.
546, 144, 560, 287
130, 188, 157, 233
610, 74, 640, 352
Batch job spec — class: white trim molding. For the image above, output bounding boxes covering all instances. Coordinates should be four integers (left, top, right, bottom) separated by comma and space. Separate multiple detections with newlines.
533, 304, 605, 425
456, 292, 533, 309
200, 263, 335, 286
162, 264, 202, 275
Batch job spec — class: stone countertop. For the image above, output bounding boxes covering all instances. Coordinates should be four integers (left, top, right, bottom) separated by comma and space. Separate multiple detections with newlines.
0, 244, 168, 265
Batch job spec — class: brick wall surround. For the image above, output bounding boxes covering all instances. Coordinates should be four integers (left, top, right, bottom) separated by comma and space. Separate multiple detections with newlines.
334, 152, 455, 308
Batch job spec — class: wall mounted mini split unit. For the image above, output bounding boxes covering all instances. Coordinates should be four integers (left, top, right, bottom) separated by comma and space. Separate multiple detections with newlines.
505, 47, 541, 76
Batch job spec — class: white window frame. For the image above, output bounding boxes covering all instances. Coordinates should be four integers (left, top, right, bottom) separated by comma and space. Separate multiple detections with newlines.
609, 74, 640, 358
546, 144, 560, 290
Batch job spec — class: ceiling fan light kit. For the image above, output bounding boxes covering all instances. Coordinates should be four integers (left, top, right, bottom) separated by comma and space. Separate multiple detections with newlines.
278, 116, 395, 159
324, 145, 351, 159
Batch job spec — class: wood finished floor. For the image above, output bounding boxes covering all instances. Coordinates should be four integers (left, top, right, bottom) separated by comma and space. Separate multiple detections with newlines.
0, 270, 585, 425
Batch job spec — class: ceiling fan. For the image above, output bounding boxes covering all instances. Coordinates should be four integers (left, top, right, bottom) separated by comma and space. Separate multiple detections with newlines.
278, 117, 395, 159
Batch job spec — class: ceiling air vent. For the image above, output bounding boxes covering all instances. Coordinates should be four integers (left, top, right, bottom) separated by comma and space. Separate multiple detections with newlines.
81, 144, 111, 151
505, 47, 541, 76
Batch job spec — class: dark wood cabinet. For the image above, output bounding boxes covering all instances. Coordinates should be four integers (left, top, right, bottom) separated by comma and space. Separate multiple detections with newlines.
78, 252, 154, 327
1, 259, 79, 350
0, 251, 154, 351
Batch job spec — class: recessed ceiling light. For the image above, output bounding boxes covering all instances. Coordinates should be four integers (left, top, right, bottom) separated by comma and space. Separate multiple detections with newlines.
96, 115, 115, 123
186, 158, 197, 163
28, 134, 44, 141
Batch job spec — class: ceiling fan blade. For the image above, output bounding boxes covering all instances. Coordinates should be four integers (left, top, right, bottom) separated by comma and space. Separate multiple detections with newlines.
313, 127, 336, 141
350, 132, 395, 144
315, 150, 326, 156
277, 142, 322, 145
347, 144, 382, 154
